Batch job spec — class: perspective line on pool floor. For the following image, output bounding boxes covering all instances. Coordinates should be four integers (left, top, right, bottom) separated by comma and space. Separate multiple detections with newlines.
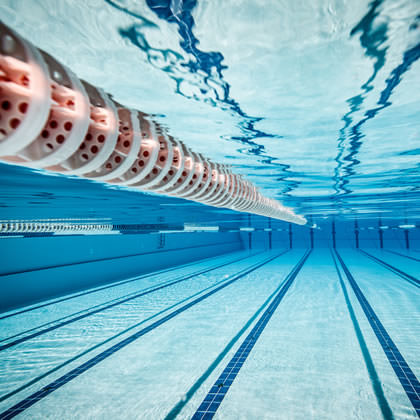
331, 250, 394, 420
0, 249, 259, 321
0, 252, 289, 419
164, 249, 309, 419
359, 249, 420, 287
0, 250, 265, 351
0, 250, 281, 406
385, 250, 420, 263
190, 249, 311, 420
335, 250, 420, 418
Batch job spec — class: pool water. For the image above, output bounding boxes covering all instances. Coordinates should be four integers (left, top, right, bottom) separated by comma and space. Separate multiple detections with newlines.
0, 0, 419, 419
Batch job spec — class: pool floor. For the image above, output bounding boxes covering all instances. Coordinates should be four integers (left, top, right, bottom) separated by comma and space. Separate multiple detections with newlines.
0, 248, 418, 419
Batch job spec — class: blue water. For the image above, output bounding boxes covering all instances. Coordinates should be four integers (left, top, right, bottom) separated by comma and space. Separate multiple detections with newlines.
0, 1, 419, 419
1, 0, 420, 222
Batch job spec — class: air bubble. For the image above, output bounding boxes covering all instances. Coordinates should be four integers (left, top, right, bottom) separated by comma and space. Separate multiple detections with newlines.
53, 70, 63, 82
2, 34, 15, 53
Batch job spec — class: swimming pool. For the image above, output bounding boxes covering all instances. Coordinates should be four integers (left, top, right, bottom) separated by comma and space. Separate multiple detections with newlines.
0, 0, 419, 419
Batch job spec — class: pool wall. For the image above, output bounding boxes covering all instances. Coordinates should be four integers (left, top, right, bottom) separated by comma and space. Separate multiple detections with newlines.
1, 212, 418, 312
0, 230, 242, 312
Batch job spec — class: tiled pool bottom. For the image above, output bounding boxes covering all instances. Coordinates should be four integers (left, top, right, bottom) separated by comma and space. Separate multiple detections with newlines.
0, 249, 418, 419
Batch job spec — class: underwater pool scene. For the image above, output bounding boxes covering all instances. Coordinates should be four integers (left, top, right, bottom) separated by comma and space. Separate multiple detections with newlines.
0, 0, 419, 419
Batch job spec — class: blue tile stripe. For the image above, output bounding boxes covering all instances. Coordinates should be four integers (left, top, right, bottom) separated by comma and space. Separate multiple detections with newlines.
335, 250, 420, 418
0, 252, 286, 419
385, 249, 420, 263
191, 250, 311, 420
0, 252, 260, 351
359, 249, 419, 287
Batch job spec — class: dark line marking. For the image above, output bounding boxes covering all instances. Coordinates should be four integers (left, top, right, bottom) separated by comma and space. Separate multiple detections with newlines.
330, 250, 394, 420
0, 248, 249, 320
385, 250, 420, 263
359, 249, 419, 288
335, 250, 420, 418
0, 251, 274, 405
0, 252, 264, 345
191, 250, 311, 420
0, 252, 261, 352
164, 250, 306, 419
0, 253, 285, 419
0, 240, 239, 278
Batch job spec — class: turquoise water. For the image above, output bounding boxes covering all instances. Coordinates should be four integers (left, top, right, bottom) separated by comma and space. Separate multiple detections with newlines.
1, 0, 419, 222
0, 1, 419, 419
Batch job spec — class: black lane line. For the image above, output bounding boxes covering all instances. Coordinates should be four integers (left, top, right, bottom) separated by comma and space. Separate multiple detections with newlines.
0, 247, 249, 320
0, 252, 262, 342
330, 250, 394, 420
191, 250, 311, 420
0, 253, 286, 419
335, 250, 420, 418
164, 249, 307, 420
0, 240, 239, 277
359, 249, 420, 287
385, 250, 420, 263
359, 249, 419, 288
0, 252, 264, 352
0, 251, 281, 405
0, 253, 259, 344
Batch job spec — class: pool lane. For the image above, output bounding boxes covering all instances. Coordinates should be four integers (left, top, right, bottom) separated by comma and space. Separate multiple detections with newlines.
359, 249, 419, 287
385, 250, 420, 263
0, 252, 260, 351
0, 250, 256, 341
191, 250, 310, 419
339, 249, 420, 377
6, 251, 305, 419
204, 249, 389, 420
0, 251, 274, 411
335, 250, 420, 418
